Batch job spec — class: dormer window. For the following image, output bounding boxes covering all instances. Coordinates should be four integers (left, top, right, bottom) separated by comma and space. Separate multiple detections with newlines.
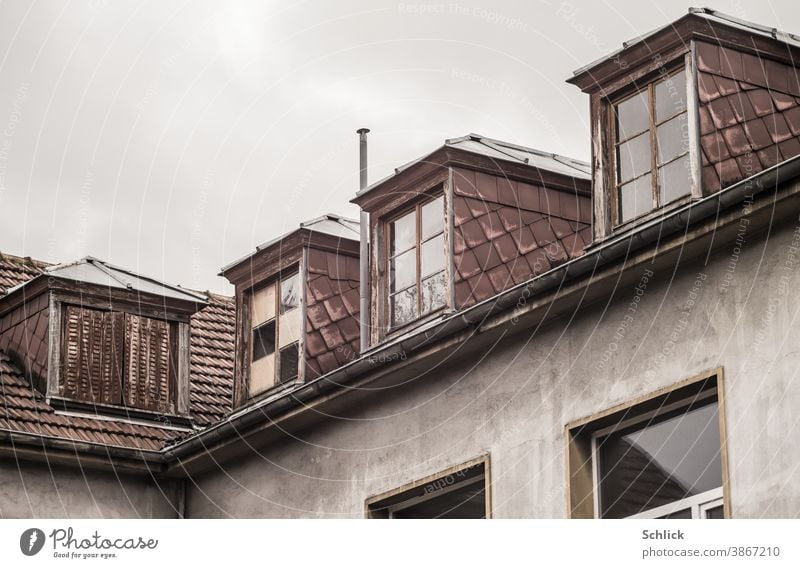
389, 195, 447, 328
250, 271, 301, 395
614, 67, 691, 224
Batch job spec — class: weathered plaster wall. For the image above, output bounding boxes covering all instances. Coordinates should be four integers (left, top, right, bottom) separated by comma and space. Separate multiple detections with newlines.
187, 207, 800, 518
0, 460, 180, 518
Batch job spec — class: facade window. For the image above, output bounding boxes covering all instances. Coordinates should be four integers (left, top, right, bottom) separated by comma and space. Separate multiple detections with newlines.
61, 306, 175, 413
614, 67, 691, 223
250, 271, 301, 395
388, 195, 446, 328
568, 375, 726, 519
367, 457, 489, 519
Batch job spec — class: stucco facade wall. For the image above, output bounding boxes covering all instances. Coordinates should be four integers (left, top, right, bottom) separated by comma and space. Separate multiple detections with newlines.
0, 461, 180, 518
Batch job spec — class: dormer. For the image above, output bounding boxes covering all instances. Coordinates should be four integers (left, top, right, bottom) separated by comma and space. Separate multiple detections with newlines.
568, 7, 800, 241
0, 257, 205, 423
220, 215, 360, 406
352, 134, 592, 347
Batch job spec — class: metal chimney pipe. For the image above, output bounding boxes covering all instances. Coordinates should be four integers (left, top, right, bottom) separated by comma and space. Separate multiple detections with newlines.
357, 128, 370, 353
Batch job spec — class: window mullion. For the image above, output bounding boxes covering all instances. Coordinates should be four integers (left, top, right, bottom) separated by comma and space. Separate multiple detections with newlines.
416, 204, 422, 315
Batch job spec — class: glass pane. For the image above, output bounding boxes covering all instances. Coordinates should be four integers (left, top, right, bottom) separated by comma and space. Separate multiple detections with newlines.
617, 132, 651, 183
280, 272, 300, 315
598, 401, 722, 519
619, 174, 653, 222
279, 306, 301, 348
252, 321, 276, 361
704, 505, 724, 519
391, 287, 417, 327
616, 90, 650, 140
421, 196, 444, 240
421, 234, 445, 277
656, 69, 687, 122
251, 283, 276, 327
278, 343, 299, 383
656, 113, 688, 165
658, 154, 692, 204
250, 353, 275, 395
391, 249, 416, 293
391, 210, 416, 255
421, 272, 446, 314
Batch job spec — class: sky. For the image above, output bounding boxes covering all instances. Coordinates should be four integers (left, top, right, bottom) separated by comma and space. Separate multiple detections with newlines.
0, 0, 798, 294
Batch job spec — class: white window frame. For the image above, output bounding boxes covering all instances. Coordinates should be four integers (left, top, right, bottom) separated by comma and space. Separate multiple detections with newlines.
590, 387, 722, 519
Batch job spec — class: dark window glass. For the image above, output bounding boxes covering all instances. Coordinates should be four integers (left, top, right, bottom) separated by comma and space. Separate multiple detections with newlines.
278, 342, 299, 383
252, 321, 276, 361
598, 401, 722, 519
704, 505, 724, 519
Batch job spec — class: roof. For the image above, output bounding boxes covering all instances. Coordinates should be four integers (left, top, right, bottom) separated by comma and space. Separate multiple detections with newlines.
355, 134, 591, 200
220, 213, 360, 275
0, 253, 50, 296
188, 293, 235, 426
0, 251, 235, 450
6, 256, 207, 304
570, 7, 800, 82
0, 351, 182, 451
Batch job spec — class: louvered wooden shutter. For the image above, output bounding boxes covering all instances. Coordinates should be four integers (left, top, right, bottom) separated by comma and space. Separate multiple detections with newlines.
61, 306, 123, 404
123, 314, 171, 412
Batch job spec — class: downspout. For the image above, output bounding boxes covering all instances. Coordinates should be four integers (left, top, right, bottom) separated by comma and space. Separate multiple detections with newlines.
357, 128, 370, 353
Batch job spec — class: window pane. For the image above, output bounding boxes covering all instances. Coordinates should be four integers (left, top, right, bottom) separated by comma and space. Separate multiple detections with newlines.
655, 69, 687, 122
421, 271, 446, 314
250, 353, 275, 395
391, 249, 416, 293
252, 321, 276, 361
619, 174, 652, 222
391, 211, 416, 255
656, 113, 688, 165
280, 273, 300, 315
278, 343, 299, 383
279, 305, 301, 348
704, 505, 724, 519
421, 234, 445, 277
598, 401, 722, 519
658, 154, 692, 204
617, 132, 651, 183
421, 196, 444, 240
391, 287, 417, 327
251, 283, 276, 327
616, 90, 650, 140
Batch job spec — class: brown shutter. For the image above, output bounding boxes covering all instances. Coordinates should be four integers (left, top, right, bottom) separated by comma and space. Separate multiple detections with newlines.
124, 314, 171, 412
61, 306, 123, 404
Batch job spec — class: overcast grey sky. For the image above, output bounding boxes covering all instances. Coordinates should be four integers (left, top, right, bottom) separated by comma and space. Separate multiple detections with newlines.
0, 0, 798, 294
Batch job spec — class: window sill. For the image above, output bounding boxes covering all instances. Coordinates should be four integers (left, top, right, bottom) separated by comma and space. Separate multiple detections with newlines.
245, 377, 303, 407
605, 194, 697, 240
47, 397, 193, 429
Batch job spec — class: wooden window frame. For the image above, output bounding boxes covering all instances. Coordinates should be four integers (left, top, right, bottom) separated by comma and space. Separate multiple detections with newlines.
47, 297, 191, 419
606, 52, 702, 231
365, 454, 492, 519
383, 191, 448, 333
566, 368, 730, 519
247, 267, 303, 398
